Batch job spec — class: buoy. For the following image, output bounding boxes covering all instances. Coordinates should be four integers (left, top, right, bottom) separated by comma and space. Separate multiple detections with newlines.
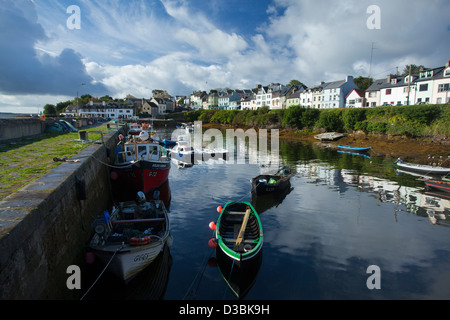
217, 206, 222, 213
209, 221, 216, 230
208, 238, 218, 248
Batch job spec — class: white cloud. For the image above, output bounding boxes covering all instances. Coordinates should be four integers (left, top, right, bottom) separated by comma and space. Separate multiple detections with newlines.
2, 0, 449, 113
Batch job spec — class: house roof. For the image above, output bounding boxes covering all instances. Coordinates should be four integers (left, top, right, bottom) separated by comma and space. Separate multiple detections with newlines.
324, 80, 346, 89
345, 89, 365, 99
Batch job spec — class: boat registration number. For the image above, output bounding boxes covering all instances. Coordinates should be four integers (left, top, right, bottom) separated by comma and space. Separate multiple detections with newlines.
134, 252, 153, 262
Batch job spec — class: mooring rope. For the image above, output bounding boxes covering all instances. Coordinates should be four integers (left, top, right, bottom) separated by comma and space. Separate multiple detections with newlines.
222, 258, 235, 300
182, 234, 216, 300
80, 245, 124, 300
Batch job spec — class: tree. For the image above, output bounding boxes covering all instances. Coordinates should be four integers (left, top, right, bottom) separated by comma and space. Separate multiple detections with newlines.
353, 76, 373, 90
287, 80, 305, 87
402, 64, 426, 76
43, 104, 56, 115
56, 101, 71, 114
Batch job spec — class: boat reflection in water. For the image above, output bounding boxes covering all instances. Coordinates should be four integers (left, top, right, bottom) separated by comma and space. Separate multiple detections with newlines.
251, 184, 293, 215
215, 246, 262, 299
340, 169, 450, 227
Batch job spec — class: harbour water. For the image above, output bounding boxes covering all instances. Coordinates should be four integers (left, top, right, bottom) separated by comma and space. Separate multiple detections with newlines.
81, 127, 450, 300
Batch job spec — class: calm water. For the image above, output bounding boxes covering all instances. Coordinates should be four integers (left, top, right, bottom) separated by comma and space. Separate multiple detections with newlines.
82, 127, 450, 300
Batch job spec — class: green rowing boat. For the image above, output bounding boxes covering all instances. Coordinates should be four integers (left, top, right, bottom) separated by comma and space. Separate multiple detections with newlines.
215, 201, 263, 264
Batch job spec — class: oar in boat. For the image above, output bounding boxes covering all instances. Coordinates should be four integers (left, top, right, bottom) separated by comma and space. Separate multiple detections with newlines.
234, 206, 251, 250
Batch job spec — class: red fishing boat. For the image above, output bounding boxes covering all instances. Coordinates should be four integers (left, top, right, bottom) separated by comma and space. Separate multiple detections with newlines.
111, 131, 171, 202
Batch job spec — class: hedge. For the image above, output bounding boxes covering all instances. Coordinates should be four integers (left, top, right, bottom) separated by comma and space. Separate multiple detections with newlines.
171, 104, 450, 137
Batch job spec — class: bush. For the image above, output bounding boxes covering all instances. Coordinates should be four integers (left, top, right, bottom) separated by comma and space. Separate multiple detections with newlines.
317, 109, 344, 132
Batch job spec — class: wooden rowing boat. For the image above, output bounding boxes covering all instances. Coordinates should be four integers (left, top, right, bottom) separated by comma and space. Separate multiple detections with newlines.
214, 201, 263, 264
395, 158, 450, 176
250, 167, 292, 195
88, 194, 170, 282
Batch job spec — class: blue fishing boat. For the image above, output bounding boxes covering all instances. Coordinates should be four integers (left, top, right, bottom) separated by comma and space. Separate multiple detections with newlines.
337, 145, 372, 153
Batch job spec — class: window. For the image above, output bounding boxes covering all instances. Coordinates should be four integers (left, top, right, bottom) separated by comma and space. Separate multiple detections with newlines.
386, 89, 392, 95
438, 83, 450, 92
369, 91, 377, 97
419, 84, 428, 92
444, 68, 450, 77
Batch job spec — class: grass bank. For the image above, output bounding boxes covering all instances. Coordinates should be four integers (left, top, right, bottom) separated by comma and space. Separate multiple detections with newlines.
0, 125, 112, 201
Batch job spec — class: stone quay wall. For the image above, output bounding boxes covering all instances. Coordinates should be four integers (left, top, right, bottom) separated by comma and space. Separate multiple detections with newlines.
0, 127, 124, 299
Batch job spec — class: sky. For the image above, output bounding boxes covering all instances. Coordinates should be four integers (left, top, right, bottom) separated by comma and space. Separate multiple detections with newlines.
0, 0, 449, 113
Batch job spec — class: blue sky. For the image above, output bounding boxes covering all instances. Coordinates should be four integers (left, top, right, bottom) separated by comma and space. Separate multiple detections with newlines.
1, 0, 449, 113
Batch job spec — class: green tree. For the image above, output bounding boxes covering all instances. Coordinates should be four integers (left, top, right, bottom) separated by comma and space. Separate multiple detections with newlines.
56, 100, 71, 114
402, 64, 426, 76
43, 104, 56, 115
353, 76, 373, 90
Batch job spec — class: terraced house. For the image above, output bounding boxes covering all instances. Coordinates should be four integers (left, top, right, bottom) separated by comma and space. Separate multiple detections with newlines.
365, 60, 450, 106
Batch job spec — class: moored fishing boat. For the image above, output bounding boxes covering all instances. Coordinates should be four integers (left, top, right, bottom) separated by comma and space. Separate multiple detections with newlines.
251, 166, 292, 195
213, 201, 263, 264
87, 193, 170, 282
111, 131, 171, 201
419, 175, 450, 193
395, 158, 450, 176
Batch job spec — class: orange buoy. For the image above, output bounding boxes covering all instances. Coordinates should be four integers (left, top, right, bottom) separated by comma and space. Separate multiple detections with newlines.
130, 236, 151, 246
209, 221, 216, 230
217, 206, 222, 213
208, 238, 218, 248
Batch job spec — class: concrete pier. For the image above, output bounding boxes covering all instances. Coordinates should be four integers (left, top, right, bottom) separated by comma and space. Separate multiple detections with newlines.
0, 126, 124, 299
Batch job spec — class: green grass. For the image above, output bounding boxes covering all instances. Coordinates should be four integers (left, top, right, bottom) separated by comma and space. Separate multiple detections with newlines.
0, 125, 110, 201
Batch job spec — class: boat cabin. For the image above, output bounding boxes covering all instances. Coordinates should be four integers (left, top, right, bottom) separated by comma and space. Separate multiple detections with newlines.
119, 142, 163, 163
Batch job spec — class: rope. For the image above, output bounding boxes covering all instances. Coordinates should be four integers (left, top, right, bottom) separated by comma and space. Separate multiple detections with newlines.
222, 258, 235, 299
80, 245, 124, 300
182, 231, 216, 300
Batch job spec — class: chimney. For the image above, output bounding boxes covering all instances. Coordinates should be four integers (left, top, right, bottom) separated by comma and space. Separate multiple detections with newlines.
387, 74, 392, 83
446, 60, 450, 67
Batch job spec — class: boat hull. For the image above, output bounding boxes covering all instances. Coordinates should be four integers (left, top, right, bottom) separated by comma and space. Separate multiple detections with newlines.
216, 246, 262, 299
112, 160, 170, 201
251, 175, 291, 195
337, 145, 371, 153
91, 240, 167, 282
422, 179, 450, 193
395, 159, 450, 175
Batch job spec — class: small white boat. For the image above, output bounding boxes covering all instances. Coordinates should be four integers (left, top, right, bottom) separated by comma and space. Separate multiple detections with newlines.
395, 158, 450, 176
88, 194, 170, 282
169, 135, 201, 165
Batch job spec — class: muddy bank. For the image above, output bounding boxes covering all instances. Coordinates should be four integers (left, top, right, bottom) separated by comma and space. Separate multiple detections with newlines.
201, 123, 450, 168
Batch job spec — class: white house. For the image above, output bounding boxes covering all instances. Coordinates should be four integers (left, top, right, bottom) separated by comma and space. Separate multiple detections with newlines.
79, 101, 135, 119
321, 76, 359, 109
415, 64, 450, 104
345, 89, 366, 108
434, 62, 450, 104
365, 79, 384, 107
